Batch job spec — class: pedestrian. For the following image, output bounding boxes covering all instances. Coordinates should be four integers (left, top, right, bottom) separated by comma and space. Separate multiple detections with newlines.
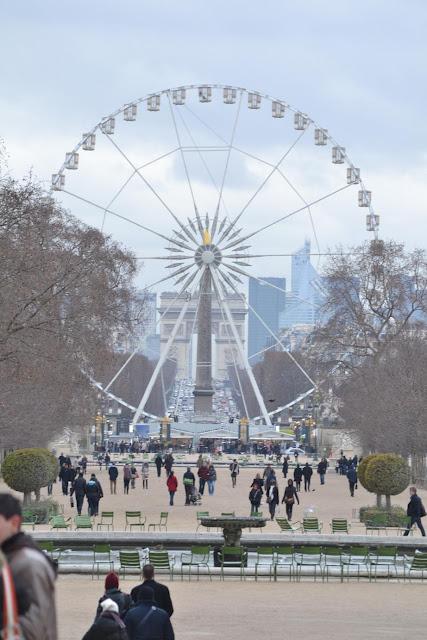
282, 479, 300, 520
293, 463, 303, 492
207, 463, 217, 495
167, 471, 178, 506
347, 464, 358, 497
142, 462, 149, 490
403, 487, 426, 536
229, 459, 239, 488
317, 458, 328, 485
196, 454, 203, 469
251, 473, 264, 497
123, 463, 131, 494
155, 453, 163, 478
70, 471, 87, 515
95, 572, 132, 619
81, 455, 88, 475
109, 463, 119, 494
197, 463, 209, 495
302, 463, 313, 492
0, 493, 57, 639
83, 598, 128, 640
125, 586, 174, 640
130, 463, 138, 490
86, 473, 104, 516
267, 479, 279, 520
131, 564, 174, 617
183, 467, 196, 505
59, 462, 70, 495
282, 458, 288, 479
164, 453, 174, 476
249, 483, 262, 516
263, 464, 276, 493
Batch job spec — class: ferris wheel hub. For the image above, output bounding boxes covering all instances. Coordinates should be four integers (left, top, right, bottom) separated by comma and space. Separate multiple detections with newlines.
194, 243, 222, 267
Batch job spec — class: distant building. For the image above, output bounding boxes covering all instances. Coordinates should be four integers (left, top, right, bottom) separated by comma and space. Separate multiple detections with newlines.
248, 277, 286, 363
280, 240, 325, 328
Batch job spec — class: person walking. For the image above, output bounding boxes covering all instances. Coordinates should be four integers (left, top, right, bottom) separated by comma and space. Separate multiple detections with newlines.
167, 471, 178, 506
164, 453, 174, 476
282, 479, 300, 520
267, 479, 279, 520
347, 464, 358, 497
293, 463, 303, 492
86, 473, 104, 516
196, 453, 203, 470
207, 463, 217, 496
70, 471, 87, 516
249, 483, 262, 516
141, 462, 149, 490
197, 463, 209, 495
183, 467, 195, 505
109, 463, 119, 494
83, 599, 128, 640
250, 473, 264, 498
230, 459, 239, 488
131, 564, 174, 617
155, 453, 163, 478
125, 586, 174, 640
282, 458, 288, 479
302, 463, 313, 492
130, 463, 138, 490
59, 462, 70, 496
404, 487, 426, 536
95, 572, 132, 619
0, 494, 58, 640
123, 463, 131, 494
317, 458, 328, 485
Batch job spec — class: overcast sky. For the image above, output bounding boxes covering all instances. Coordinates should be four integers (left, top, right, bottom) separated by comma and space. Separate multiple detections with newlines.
1, 0, 426, 291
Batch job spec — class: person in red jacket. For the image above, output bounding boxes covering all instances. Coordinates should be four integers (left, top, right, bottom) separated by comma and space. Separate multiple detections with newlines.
166, 471, 178, 506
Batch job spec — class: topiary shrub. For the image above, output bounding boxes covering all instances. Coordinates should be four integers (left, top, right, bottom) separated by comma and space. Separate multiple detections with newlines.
359, 505, 407, 527
358, 453, 410, 509
22, 499, 60, 524
2, 448, 57, 504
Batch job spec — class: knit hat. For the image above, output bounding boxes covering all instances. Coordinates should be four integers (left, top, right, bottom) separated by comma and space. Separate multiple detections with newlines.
105, 572, 119, 590
100, 598, 119, 613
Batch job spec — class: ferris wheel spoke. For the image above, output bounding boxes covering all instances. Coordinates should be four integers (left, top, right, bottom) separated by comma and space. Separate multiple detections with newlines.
142, 264, 196, 291
61, 189, 192, 250
219, 129, 307, 243
222, 183, 353, 250
183, 104, 229, 145
103, 133, 197, 247
212, 90, 244, 240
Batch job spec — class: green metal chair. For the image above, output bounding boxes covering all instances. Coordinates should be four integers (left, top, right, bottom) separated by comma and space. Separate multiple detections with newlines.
403, 552, 427, 582
276, 518, 301, 533
97, 511, 114, 531
50, 515, 71, 530
125, 511, 146, 531
119, 550, 142, 579
255, 547, 275, 581
221, 512, 235, 517
274, 545, 294, 581
180, 546, 211, 581
219, 546, 246, 581
294, 546, 322, 581
302, 518, 322, 533
365, 514, 386, 535
22, 512, 38, 531
341, 546, 370, 581
92, 543, 114, 579
196, 511, 210, 532
148, 512, 168, 532
148, 550, 175, 580
322, 546, 344, 582
74, 515, 93, 530
367, 546, 398, 581
330, 519, 350, 534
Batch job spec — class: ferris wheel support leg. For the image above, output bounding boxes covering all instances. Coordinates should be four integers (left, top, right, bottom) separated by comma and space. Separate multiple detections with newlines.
130, 269, 202, 431
209, 265, 272, 427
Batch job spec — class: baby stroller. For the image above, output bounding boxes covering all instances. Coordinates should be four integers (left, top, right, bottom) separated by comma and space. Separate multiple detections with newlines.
189, 485, 202, 505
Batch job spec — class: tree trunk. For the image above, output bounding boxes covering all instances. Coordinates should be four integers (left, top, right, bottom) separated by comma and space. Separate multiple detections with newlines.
23, 492, 31, 505
385, 494, 391, 509
35, 488, 40, 502
411, 453, 427, 486
376, 493, 382, 508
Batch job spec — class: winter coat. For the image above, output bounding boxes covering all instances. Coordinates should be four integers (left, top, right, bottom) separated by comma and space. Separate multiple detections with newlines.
2, 532, 57, 640
86, 478, 103, 499
267, 486, 279, 506
131, 579, 174, 617
166, 475, 178, 492
293, 467, 303, 481
208, 466, 217, 482
249, 487, 262, 507
123, 466, 132, 480
155, 456, 163, 468
83, 611, 128, 640
317, 461, 327, 474
183, 471, 195, 486
282, 461, 288, 474
125, 600, 174, 640
302, 465, 313, 479
109, 466, 119, 481
347, 467, 358, 483
282, 486, 299, 505
197, 466, 209, 481
96, 589, 132, 620
70, 476, 86, 497
407, 494, 425, 518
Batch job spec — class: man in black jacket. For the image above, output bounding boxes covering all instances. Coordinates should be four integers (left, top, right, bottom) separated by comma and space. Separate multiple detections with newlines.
302, 463, 313, 492
404, 487, 426, 536
70, 472, 87, 515
125, 586, 174, 640
109, 463, 119, 494
183, 467, 195, 505
131, 565, 173, 617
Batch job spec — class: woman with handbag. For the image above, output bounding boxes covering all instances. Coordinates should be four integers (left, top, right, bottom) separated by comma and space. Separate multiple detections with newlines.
282, 478, 299, 520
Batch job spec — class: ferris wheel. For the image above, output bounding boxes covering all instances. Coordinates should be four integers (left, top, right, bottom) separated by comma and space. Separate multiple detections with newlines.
51, 84, 379, 428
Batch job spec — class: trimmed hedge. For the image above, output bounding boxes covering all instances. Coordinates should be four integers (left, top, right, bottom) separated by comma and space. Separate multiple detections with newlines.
357, 454, 377, 492
359, 505, 408, 527
2, 448, 57, 503
22, 499, 60, 524
365, 453, 410, 496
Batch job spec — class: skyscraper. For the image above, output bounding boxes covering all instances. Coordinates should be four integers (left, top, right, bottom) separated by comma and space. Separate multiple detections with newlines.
248, 277, 286, 363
